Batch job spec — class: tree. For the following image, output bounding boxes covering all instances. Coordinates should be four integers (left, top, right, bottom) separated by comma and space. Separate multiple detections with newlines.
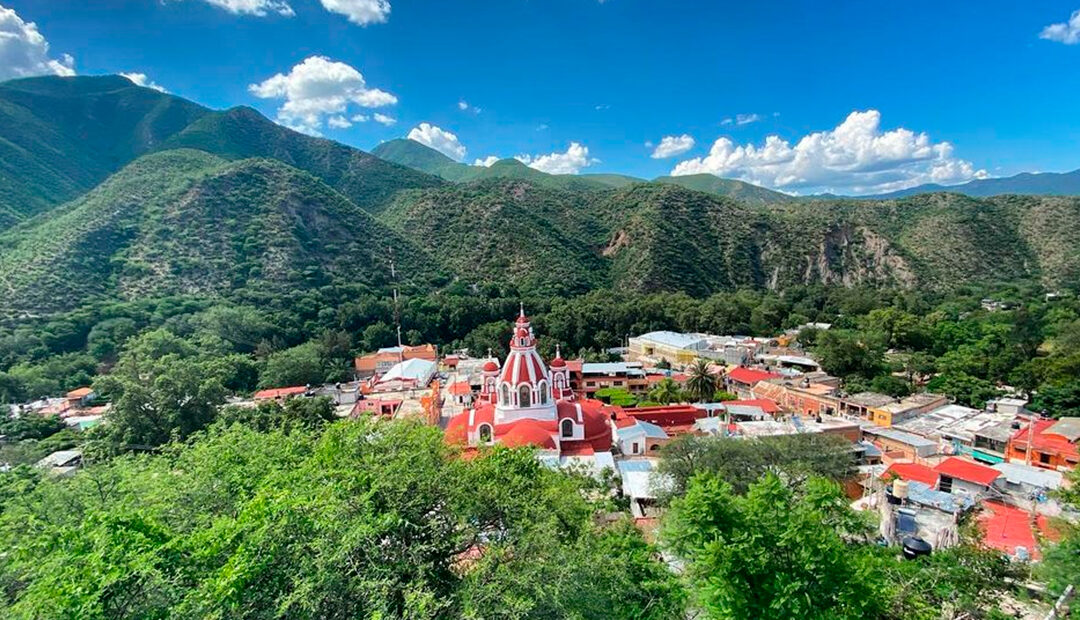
647, 378, 684, 405
685, 358, 720, 403
89, 329, 227, 452
218, 396, 337, 433
259, 340, 327, 388
925, 372, 1000, 409
814, 330, 883, 378
594, 387, 638, 407
0, 419, 684, 619
663, 473, 886, 619
658, 433, 856, 498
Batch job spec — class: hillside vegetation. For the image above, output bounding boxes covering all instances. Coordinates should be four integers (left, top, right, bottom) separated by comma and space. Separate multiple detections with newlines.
0, 75, 441, 231
0, 149, 438, 316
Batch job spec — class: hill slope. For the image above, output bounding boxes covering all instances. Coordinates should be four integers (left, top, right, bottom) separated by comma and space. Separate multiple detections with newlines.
0, 75, 209, 226
651, 174, 793, 205
859, 169, 1080, 199
0, 149, 438, 316
0, 75, 442, 229
372, 139, 618, 191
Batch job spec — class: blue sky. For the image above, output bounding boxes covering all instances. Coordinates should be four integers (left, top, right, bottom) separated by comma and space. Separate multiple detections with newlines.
2, 0, 1079, 194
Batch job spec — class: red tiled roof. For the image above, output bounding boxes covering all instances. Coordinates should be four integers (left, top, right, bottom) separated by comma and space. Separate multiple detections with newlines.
934, 457, 1001, 486
727, 367, 781, 385
501, 421, 557, 449
1010, 419, 1080, 459
253, 386, 308, 400
724, 398, 780, 414
565, 359, 583, 373
449, 381, 472, 396
559, 441, 596, 456
881, 462, 938, 487
66, 387, 93, 399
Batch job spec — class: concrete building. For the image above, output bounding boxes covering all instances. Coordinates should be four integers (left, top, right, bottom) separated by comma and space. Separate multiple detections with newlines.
354, 344, 437, 378
627, 331, 709, 366
1007, 417, 1080, 471
839, 392, 897, 420
863, 427, 939, 462
867, 393, 949, 427
933, 457, 1001, 499
615, 420, 670, 457
573, 361, 648, 399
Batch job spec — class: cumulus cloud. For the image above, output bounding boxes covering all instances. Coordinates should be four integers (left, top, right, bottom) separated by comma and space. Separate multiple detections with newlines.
327, 115, 352, 129
373, 112, 396, 126
474, 155, 499, 167
248, 56, 397, 135
197, 0, 295, 17
516, 142, 595, 175
671, 110, 988, 195
651, 134, 695, 159
0, 4, 75, 82
408, 123, 466, 161
120, 72, 167, 92
1041, 9, 1080, 44
458, 99, 480, 114
320, 0, 390, 25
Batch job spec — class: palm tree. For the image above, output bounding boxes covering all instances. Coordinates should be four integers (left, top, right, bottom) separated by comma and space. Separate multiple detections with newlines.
686, 358, 719, 403
647, 378, 684, 405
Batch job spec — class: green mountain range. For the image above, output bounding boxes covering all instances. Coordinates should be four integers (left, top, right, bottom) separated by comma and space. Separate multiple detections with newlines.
1, 74, 1080, 318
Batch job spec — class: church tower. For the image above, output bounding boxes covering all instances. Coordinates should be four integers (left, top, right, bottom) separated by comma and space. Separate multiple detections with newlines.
493, 306, 557, 424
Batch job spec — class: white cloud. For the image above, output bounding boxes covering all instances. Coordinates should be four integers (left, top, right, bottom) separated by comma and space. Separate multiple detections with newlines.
249, 56, 397, 134
650, 134, 695, 159
671, 110, 988, 195
327, 115, 352, 129
721, 113, 764, 126
0, 4, 75, 82
516, 142, 596, 175
120, 72, 167, 92
458, 100, 468, 110
373, 112, 396, 126
1041, 9, 1080, 44
474, 156, 499, 167
351, 113, 370, 122
197, 0, 295, 17
408, 123, 466, 161
319, 0, 390, 25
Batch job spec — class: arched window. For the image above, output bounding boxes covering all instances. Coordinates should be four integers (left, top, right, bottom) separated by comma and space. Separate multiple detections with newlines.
537, 381, 548, 404
561, 419, 574, 438
478, 424, 493, 443
554, 373, 565, 390
500, 384, 511, 406
519, 384, 532, 408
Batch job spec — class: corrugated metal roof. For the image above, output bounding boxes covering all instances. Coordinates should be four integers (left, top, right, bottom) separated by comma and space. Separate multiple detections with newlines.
633, 331, 707, 349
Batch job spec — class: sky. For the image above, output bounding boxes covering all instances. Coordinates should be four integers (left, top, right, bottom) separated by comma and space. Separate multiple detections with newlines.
2, 0, 1080, 195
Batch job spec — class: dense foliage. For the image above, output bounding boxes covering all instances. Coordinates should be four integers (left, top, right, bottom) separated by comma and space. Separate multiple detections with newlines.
0, 417, 684, 619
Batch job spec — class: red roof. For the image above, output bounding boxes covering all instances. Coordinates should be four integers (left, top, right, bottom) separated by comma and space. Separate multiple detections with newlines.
449, 381, 472, 396
482, 360, 499, 372
727, 367, 781, 385
253, 386, 308, 400
501, 421, 557, 449
66, 387, 93, 399
565, 359, 583, 373
723, 398, 780, 414
881, 462, 938, 487
934, 457, 1001, 486
979, 500, 1060, 560
1010, 419, 1080, 459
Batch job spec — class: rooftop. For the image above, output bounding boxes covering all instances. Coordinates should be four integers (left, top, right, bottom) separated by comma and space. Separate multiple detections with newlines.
632, 331, 708, 350
581, 362, 646, 376
992, 461, 1064, 490
933, 457, 1001, 486
881, 462, 939, 486
863, 427, 938, 449
843, 392, 897, 408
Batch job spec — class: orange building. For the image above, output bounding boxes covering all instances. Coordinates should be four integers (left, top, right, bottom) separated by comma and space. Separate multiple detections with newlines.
354, 344, 437, 377
1006, 418, 1080, 471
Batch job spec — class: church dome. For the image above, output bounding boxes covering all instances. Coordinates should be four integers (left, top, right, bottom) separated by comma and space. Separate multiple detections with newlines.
500, 421, 557, 449
482, 360, 499, 372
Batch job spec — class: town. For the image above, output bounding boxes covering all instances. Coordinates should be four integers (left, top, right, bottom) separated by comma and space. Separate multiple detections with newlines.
14, 307, 1074, 592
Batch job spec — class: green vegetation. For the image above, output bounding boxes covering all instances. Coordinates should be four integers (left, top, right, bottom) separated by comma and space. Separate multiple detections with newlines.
0, 418, 683, 619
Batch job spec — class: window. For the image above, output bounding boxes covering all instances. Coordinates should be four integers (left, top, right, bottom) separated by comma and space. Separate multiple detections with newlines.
561, 419, 574, 438
519, 384, 532, 408
538, 381, 548, 404
1040, 452, 1052, 465
938, 475, 953, 493
631, 442, 640, 454
500, 384, 510, 406
585, 381, 596, 387
478, 424, 492, 443
613, 381, 623, 387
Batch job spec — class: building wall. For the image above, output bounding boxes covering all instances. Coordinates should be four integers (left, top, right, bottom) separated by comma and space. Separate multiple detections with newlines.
1005, 444, 1077, 471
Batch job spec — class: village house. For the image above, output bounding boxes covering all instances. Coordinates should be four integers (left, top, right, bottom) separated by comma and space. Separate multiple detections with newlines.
615, 419, 670, 457
750, 378, 840, 417
724, 366, 782, 398
1006, 417, 1080, 471
839, 392, 897, 420
863, 427, 939, 463
253, 385, 310, 402
571, 361, 648, 399
354, 343, 437, 378
933, 457, 1002, 499
894, 403, 1022, 463
866, 392, 949, 427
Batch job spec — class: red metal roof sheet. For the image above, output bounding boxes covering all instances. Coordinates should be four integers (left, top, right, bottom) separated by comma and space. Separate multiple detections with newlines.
933, 457, 1001, 486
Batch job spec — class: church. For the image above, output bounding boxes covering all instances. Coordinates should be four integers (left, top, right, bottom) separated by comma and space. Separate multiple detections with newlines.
444, 309, 615, 461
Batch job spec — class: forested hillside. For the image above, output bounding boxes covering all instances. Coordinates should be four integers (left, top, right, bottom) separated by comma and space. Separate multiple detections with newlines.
0, 150, 439, 316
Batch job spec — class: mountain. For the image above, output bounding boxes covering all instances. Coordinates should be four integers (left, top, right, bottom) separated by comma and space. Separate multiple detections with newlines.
0, 149, 439, 317
0, 75, 442, 229
372, 138, 620, 191
0, 75, 208, 227
381, 180, 1080, 295
858, 169, 1080, 200
651, 174, 793, 205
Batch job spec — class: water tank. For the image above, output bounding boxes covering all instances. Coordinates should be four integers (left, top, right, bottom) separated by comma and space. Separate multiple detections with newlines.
892, 479, 910, 500
902, 537, 932, 560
